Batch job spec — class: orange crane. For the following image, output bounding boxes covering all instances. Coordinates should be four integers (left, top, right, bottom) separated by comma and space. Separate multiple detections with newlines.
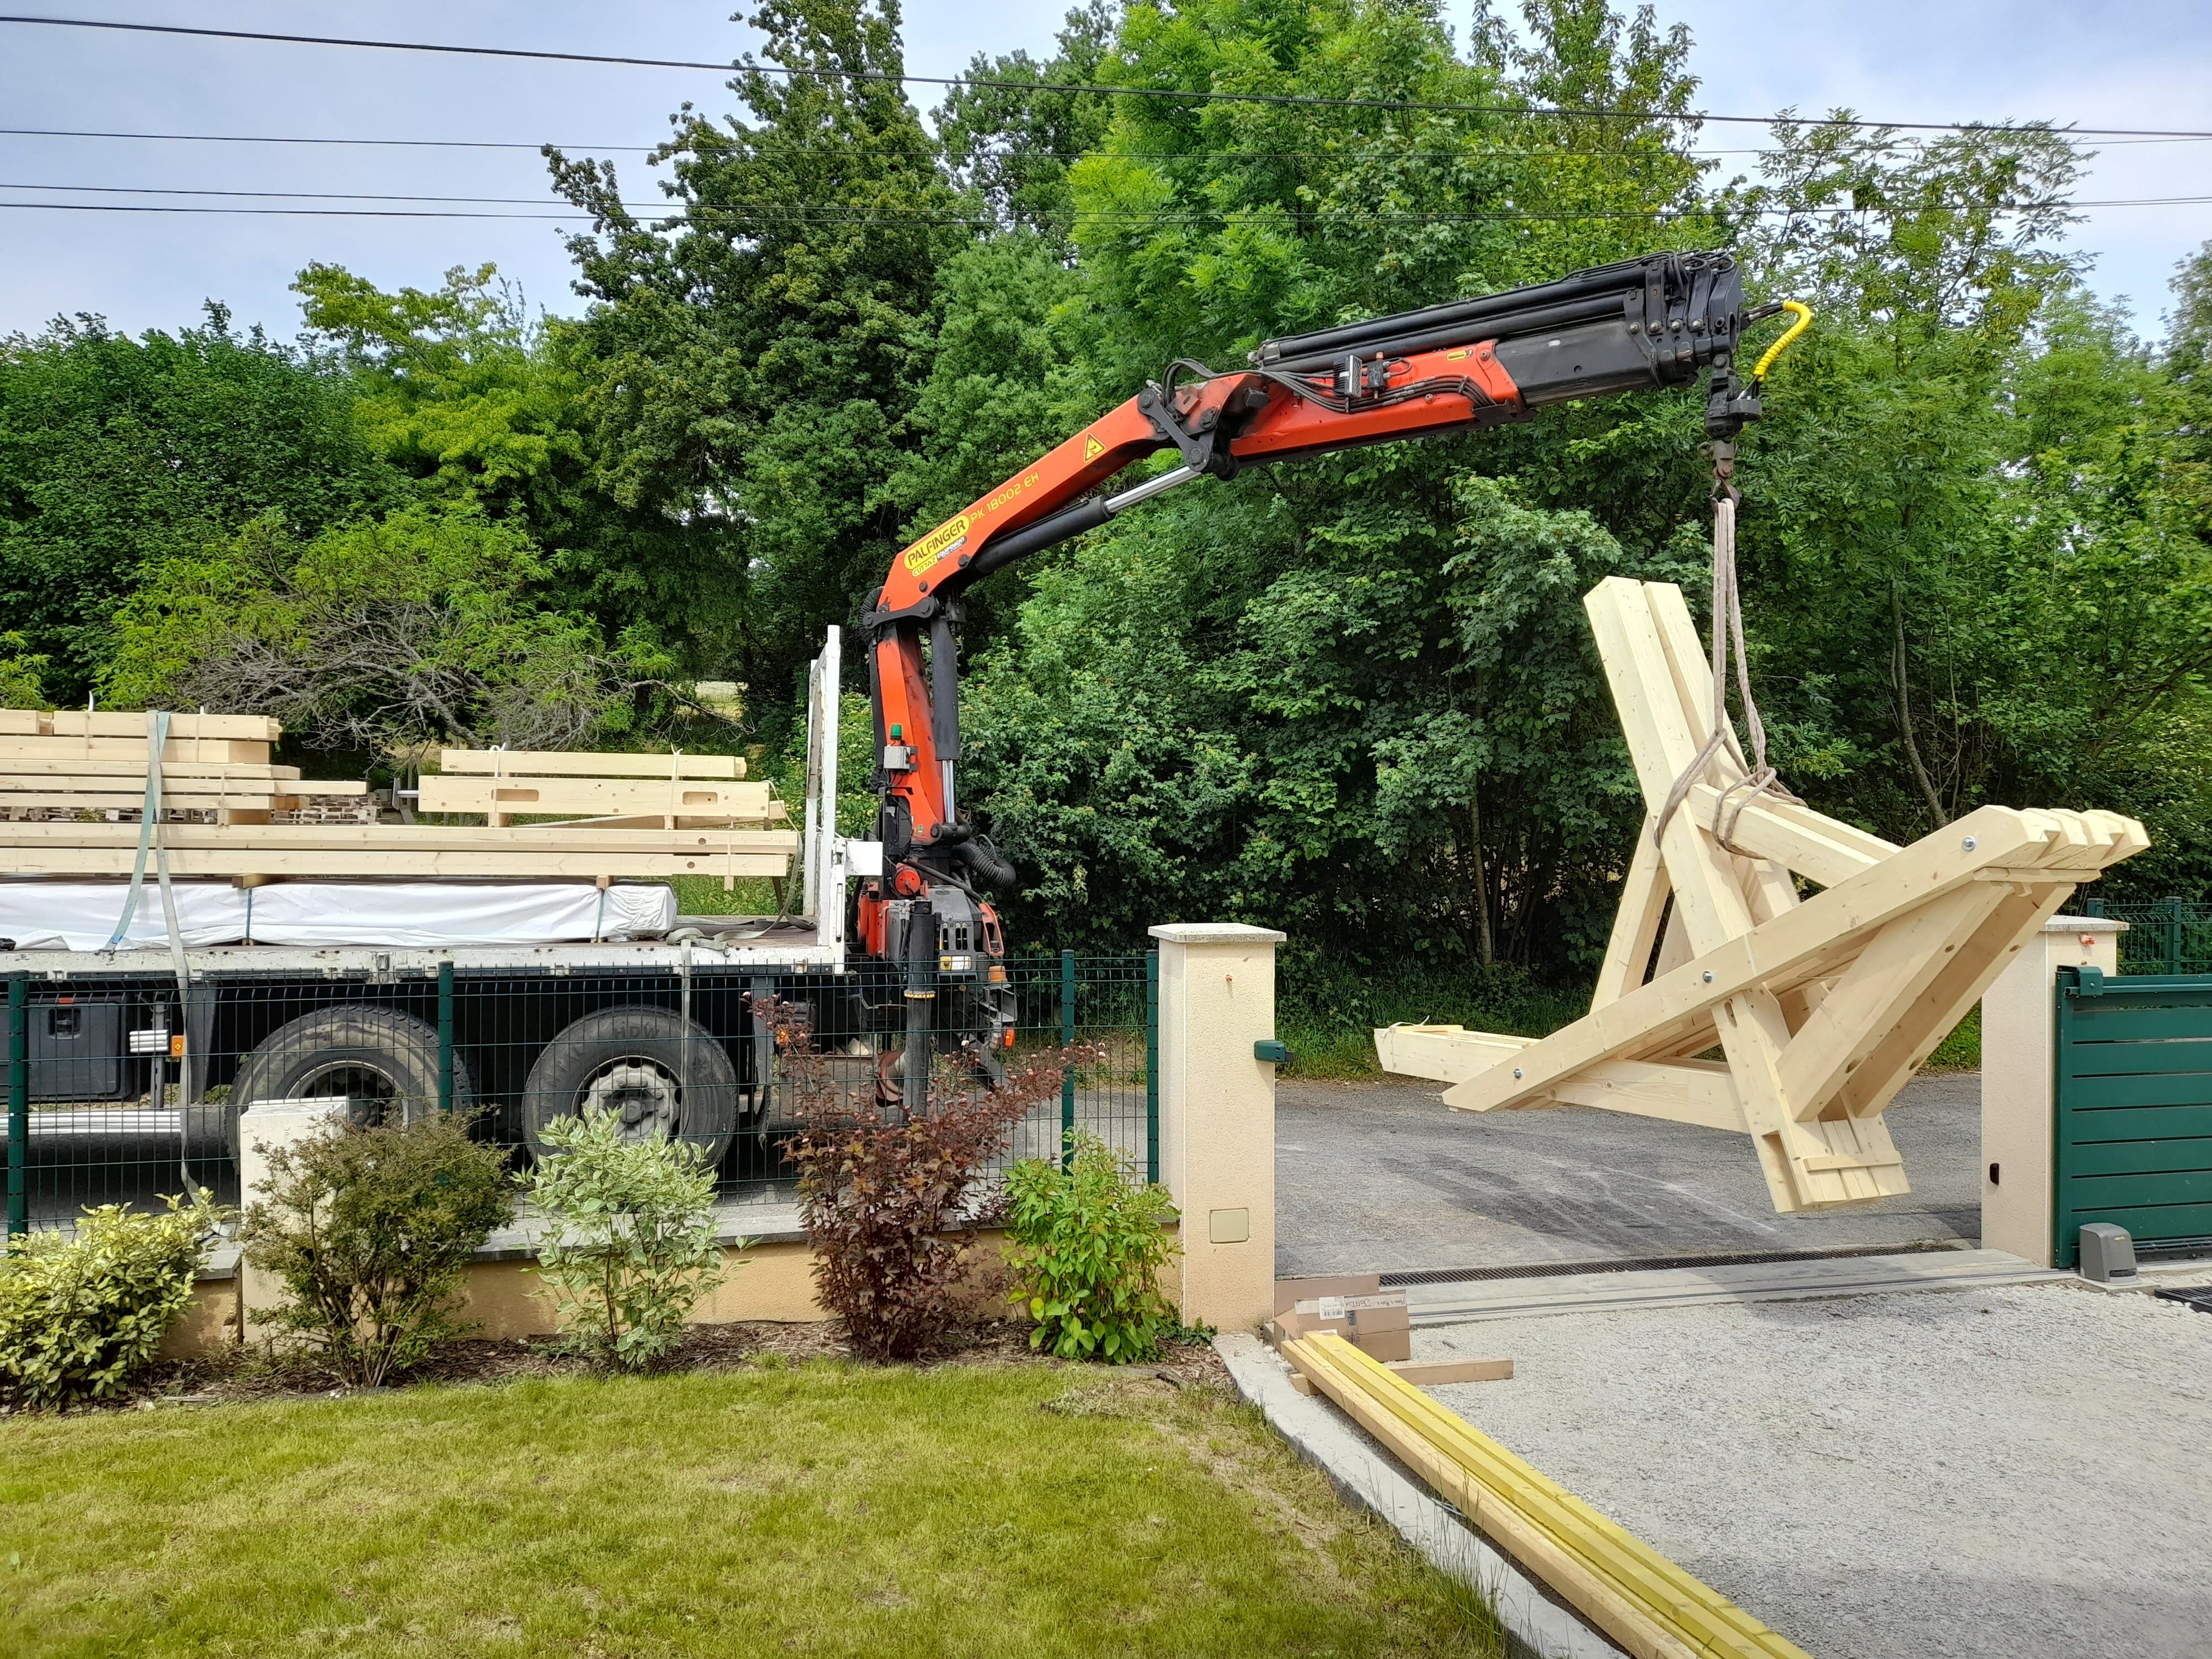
853, 251, 1788, 1098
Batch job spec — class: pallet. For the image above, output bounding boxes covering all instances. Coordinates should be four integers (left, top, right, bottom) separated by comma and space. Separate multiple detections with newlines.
1375, 578, 2147, 1214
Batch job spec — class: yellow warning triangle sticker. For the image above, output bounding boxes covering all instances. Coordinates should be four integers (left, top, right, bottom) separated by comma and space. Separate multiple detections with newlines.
1083, 435, 1105, 461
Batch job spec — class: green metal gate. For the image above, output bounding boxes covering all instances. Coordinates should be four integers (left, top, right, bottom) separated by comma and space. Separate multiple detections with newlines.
2053, 966, 2212, 1266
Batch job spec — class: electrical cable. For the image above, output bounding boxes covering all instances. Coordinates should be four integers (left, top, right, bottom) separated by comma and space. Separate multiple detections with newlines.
8, 196, 2166, 223
3, 14, 2208, 140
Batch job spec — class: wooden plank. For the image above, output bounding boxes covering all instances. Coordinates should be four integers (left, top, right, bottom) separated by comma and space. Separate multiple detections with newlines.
1592, 817, 1669, 1008
35, 709, 281, 741
1376, 1026, 1745, 1134
1829, 881, 2075, 1120
0, 822, 795, 852
1775, 885, 2005, 1117
418, 774, 781, 819
0, 775, 367, 799
1387, 1357, 1515, 1385
439, 748, 745, 780
0, 848, 792, 879
1286, 1335, 1809, 1659
0, 758, 307, 781
1682, 784, 1885, 890
0, 737, 270, 765
1283, 1342, 1700, 1659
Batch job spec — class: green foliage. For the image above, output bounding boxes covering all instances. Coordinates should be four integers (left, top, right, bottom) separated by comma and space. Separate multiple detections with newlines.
524, 1106, 731, 1369
292, 263, 729, 668
239, 1112, 513, 1386
0, 307, 399, 697
106, 502, 664, 761
0, 629, 46, 707
546, 0, 964, 714
1004, 1132, 1180, 1362
0, 1193, 223, 1405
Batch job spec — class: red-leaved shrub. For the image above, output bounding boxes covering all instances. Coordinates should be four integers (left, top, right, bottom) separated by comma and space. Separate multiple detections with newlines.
760, 997, 1091, 1362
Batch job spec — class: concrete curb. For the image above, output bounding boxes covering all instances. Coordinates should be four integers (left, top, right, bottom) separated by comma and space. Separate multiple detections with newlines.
1214, 1332, 1622, 1659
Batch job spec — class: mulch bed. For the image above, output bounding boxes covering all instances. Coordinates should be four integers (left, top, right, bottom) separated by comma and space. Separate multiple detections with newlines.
7, 1320, 1229, 1416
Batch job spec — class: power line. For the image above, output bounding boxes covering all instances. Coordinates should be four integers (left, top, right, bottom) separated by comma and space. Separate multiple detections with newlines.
4, 14, 2208, 140
7, 197, 2184, 225
5, 126, 2211, 158
0, 126, 656, 153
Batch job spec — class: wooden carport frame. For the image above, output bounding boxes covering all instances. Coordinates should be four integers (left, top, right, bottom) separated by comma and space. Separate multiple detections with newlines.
1377, 577, 2147, 1214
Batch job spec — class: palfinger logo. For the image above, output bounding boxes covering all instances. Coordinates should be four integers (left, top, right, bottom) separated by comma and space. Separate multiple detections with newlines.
900, 513, 972, 576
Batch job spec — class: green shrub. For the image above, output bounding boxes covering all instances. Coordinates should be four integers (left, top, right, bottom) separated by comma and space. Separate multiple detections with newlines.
0, 1192, 223, 1404
1004, 1132, 1181, 1363
240, 1111, 513, 1385
524, 1105, 731, 1368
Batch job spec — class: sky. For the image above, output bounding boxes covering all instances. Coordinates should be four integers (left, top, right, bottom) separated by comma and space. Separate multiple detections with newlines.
2, 1, 2208, 346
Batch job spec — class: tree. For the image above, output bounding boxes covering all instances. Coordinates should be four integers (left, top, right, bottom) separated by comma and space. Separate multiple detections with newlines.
292, 262, 730, 671
546, 0, 963, 723
0, 307, 398, 697
104, 503, 663, 764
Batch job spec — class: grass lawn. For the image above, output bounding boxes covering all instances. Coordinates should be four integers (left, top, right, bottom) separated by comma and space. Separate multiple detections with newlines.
2, 1360, 1503, 1658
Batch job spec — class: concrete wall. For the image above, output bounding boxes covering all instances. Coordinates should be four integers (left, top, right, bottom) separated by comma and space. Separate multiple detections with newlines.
1981, 915, 2124, 1267
163, 1223, 1184, 1357
1151, 922, 1285, 1335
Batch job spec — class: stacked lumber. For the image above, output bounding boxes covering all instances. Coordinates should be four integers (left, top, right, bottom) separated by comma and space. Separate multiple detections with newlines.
0, 710, 368, 825
0, 717, 796, 885
1376, 578, 2148, 1215
1284, 1332, 1812, 1659
418, 748, 782, 830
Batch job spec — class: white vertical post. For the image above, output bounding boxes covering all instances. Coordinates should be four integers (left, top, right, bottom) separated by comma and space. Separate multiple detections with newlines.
811, 627, 842, 954
1149, 922, 1285, 1333
1980, 914, 2125, 1266
234, 1098, 348, 1345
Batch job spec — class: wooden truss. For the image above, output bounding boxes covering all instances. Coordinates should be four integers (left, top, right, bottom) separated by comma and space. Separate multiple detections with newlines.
1376, 577, 2147, 1214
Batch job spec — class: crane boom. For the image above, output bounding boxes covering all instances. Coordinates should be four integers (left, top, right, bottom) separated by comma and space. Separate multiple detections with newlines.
853, 249, 1773, 1044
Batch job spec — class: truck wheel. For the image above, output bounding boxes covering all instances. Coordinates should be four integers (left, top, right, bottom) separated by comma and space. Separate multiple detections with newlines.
522, 1007, 737, 1168
227, 1006, 471, 1159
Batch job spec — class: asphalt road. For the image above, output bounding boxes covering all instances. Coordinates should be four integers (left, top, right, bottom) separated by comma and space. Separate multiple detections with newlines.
1276, 1072, 1980, 1277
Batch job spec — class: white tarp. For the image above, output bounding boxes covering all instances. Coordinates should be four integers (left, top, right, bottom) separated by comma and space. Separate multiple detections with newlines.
0, 881, 677, 951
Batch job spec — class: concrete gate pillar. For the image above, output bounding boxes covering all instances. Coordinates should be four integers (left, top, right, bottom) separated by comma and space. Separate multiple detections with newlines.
1150, 923, 1285, 1334
1981, 914, 2124, 1266
235, 1097, 349, 1344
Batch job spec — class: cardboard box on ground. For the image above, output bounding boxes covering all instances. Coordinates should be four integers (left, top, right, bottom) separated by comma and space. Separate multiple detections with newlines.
1270, 1274, 1412, 1364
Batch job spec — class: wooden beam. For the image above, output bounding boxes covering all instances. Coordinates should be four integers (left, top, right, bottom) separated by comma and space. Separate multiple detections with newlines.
1438, 803, 2057, 1116
1592, 817, 1669, 1009
0, 737, 271, 765
0, 848, 792, 879
417, 774, 781, 820
438, 748, 745, 780
2, 709, 283, 741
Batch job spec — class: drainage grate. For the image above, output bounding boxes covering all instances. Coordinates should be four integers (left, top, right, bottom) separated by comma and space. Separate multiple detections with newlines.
1379, 1238, 1971, 1288
2153, 1286, 2212, 1315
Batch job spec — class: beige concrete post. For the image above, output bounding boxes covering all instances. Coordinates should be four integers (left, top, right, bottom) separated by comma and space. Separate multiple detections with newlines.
1149, 922, 1285, 1333
235, 1098, 348, 1344
1980, 915, 2124, 1267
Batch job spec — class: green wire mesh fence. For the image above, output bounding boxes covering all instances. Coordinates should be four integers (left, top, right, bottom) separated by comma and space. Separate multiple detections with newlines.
4, 952, 1158, 1237
2084, 898, 2212, 975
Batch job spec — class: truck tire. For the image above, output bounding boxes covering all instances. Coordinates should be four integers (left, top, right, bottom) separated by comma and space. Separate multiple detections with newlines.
227, 1005, 471, 1159
521, 1006, 737, 1168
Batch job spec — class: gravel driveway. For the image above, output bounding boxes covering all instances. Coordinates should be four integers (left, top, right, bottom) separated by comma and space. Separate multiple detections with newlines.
1277, 1072, 1980, 1277
1417, 1279, 2212, 1659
